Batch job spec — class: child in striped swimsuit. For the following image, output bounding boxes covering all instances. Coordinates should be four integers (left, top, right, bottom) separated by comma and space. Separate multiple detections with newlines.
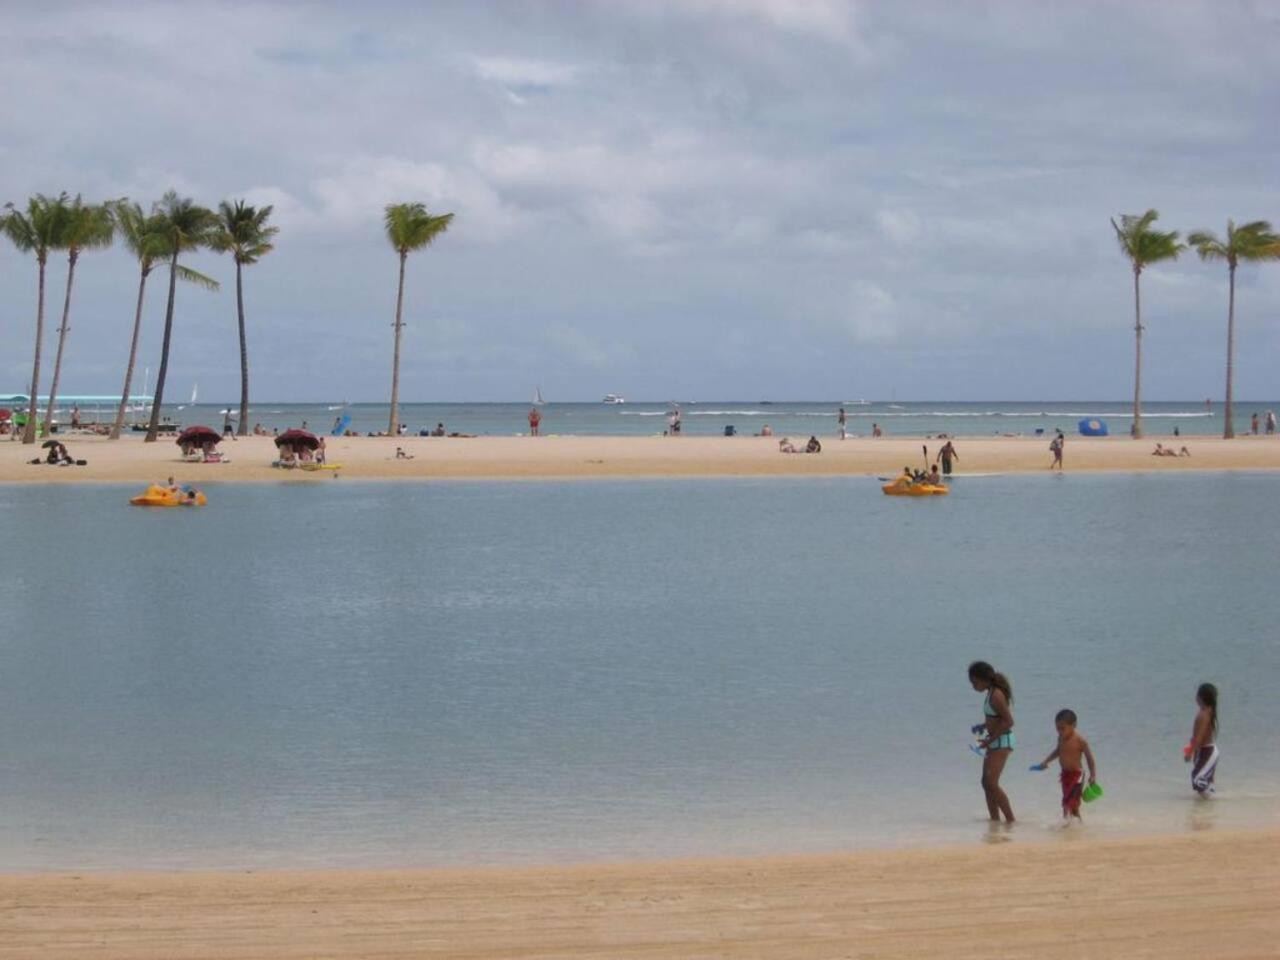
1186, 683, 1219, 796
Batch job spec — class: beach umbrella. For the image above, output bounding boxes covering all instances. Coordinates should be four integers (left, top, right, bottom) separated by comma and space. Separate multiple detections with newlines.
176, 425, 221, 447
275, 428, 320, 451
41, 439, 63, 449
1078, 418, 1109, 437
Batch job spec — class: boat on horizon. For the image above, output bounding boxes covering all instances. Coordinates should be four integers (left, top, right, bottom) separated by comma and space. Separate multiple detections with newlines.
602, 394, 625, 404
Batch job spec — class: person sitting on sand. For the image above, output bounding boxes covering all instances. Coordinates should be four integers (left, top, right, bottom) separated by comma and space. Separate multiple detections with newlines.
778, 438, 799, 453
276, 449, 297, 468
431, 423, 446, 437
760, 424, 773, 437
395, 447, 414, 459
253, 422, 267, 436
805, 436, 822, 453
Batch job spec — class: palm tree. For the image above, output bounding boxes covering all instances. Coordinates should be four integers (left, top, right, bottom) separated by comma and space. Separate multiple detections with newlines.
1187, 220, 1280, 439
145, 192, 219, 442
209, 201, 278, 436
1110, 210, 1184, 439
3, 193, 70, 443
110, 201, 218, 440
384, 202, 454, 434
43, 197, 117, 435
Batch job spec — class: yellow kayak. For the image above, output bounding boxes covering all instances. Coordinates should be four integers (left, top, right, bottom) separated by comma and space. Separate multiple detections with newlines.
882, 479, 948, 497
299, 462, 341, 472
130, 485, 208, 507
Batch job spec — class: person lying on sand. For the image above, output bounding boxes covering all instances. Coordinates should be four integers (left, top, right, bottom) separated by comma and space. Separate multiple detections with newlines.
779, 438, 799, 453
395, 447, 414, 459
1152, 443, 1192, 458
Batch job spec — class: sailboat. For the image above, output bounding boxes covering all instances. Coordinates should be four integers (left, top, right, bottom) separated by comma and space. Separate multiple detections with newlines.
178, 383, 197, 410
533, 386, 545, 406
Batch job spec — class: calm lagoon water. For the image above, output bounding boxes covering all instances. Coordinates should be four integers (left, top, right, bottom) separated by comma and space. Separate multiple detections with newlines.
1, 474, 1277, 869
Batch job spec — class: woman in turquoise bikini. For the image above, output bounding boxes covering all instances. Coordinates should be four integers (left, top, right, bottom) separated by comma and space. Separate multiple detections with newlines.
969, 660, 1016, 823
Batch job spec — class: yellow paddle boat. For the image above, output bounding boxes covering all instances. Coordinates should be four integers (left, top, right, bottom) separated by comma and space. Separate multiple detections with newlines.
881, 478, 948, 497
130, 484, 207, 507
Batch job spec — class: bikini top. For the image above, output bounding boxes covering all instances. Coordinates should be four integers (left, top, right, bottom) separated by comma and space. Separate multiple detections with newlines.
983, 690, 998, 717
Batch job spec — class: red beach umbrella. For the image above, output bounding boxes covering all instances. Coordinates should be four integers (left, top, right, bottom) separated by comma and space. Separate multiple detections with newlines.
275, 428, 320, 452
176, 425, 221, 447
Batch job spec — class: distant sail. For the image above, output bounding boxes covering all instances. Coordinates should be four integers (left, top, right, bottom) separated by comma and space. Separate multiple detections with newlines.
533, 386, 545, 406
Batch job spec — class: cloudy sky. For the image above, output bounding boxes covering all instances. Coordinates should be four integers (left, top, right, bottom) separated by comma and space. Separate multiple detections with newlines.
2, 0, 1278, 402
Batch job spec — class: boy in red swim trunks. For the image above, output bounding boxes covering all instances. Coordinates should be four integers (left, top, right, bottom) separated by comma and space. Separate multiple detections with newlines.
1031, 709, 1098, 820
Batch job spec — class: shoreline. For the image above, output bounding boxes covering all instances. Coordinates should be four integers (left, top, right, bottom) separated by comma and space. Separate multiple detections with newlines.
4, 434, 1280, 485
2, 829, 1275, 959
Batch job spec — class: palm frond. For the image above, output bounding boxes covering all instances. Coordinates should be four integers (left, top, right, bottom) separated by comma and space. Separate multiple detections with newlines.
210, 199, 279, 264
1111, 209, 1182, 268
385, 202, 454, 253
173, 263, 221, 291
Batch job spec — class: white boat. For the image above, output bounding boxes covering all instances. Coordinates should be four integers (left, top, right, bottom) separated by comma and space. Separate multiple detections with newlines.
602, 394, 626, 404
533, 386, 545, 406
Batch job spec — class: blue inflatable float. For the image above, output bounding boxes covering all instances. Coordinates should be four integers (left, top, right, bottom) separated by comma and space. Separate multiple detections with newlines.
1078, 418, 1108, 437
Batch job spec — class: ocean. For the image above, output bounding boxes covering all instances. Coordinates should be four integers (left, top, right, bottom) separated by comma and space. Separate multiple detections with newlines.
1, 473, 1277, 869
89, 399, 1279, 440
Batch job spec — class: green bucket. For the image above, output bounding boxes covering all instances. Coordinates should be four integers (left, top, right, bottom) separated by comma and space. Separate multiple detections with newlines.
1082, 781, 1104, 803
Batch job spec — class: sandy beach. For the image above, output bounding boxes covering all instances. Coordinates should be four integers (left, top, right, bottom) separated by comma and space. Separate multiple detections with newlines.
4, 433, 1280, 484
1, 829, 1274, 959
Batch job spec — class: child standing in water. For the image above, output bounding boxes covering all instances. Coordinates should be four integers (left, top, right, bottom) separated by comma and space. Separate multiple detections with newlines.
1185, 683, 1219, 796
969, 661, 1016, 823
1031, 709, 1098, 821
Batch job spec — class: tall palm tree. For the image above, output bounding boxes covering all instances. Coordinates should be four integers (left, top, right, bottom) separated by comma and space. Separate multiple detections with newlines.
110, 201, 218, 440
1110, 210, 1184, 439
1187, 220, 1280, 439
384, 202, 454, 434
3, 193, 70, 443
43, 197, 117, 434
145, 192, 219, 442
209, 200, 278, 436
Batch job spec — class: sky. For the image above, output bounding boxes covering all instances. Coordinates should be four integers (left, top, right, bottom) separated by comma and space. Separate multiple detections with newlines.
2, 0, 1278, 403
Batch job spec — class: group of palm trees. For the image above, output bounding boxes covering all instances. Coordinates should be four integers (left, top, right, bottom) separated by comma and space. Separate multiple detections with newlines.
2, 193, 452, 444
1112, 211, 1280, 439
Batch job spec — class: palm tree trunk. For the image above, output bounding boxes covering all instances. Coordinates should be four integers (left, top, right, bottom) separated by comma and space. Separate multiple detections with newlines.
1223, 263, 1236, 440
388, 251, 406, 436
146, 251, 180, 443
236, 259, 250, 436
43, 251, 79, 435
111, 266, 150, 440
1131, 266, 1143, 440
22, 257, 47, 444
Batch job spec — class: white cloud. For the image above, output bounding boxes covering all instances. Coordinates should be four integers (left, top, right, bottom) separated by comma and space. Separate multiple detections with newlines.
473, 56, 580, 88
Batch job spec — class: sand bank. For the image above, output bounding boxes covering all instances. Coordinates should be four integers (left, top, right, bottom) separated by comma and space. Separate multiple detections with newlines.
3, 433, 1280, 484
1, 829, 1275, 959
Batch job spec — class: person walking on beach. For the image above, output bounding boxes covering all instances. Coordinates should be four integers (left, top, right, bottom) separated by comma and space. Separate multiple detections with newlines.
1030, 709, 1098, 822
1267, 410, 1276, 434
1185, 683, 1219, 797
1251, 412, 1259, 435
969, 661, 1016, 823
837, 407, 847, 440
1049, 430, 1064, 470
528, 406, 542, 436
937, 439, 958, 476
223, 411, 237, 440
